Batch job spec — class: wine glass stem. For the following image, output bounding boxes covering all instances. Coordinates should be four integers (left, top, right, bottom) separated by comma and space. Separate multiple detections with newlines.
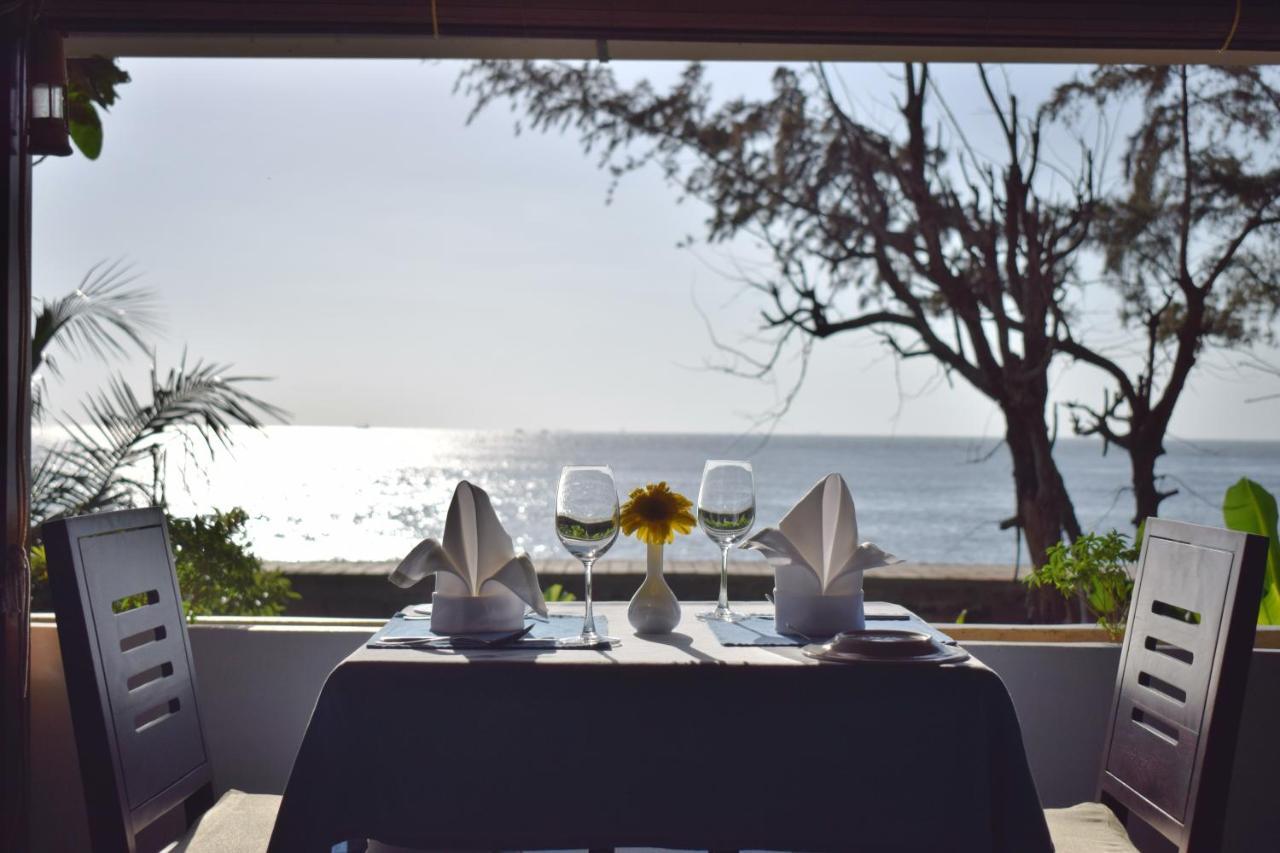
582, 557, 596, 636
718, 544, 730, 612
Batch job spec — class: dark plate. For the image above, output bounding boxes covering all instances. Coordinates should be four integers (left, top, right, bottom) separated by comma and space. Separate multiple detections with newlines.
803, 629, 970, 665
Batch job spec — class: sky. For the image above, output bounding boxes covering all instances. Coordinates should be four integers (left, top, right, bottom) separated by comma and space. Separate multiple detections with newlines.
31, 58, 1280, 440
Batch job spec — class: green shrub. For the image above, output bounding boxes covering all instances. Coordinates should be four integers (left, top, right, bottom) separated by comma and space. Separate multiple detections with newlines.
168, 507, 296, 618
29, 507, 296, 619
29, 545, 50, 611
542, 582, 577, 603
1024, 530, 1138, 639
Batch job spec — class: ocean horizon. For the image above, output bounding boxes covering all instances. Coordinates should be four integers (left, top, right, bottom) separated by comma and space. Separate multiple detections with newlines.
93, 425, 1279, 567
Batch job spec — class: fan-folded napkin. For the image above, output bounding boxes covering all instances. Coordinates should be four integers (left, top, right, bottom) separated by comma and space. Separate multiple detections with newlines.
389, 481, 546, 632
743, 473, 899, 636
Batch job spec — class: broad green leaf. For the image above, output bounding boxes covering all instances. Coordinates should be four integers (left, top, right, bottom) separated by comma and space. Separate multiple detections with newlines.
64, 58, 128, 160
1222, 477, 1280, 625
68, 97, 102, 160
67, 57, 130, 110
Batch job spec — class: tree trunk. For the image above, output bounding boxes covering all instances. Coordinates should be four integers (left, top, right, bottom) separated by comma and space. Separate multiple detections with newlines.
1128, 439, 1167, 527
1003, 398, 1081, 622
1004, 406, 1081, 564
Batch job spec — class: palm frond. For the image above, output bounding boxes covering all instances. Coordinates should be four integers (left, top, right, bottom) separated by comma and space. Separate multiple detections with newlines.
31, 259, 161, 381
32, 353, 288, 528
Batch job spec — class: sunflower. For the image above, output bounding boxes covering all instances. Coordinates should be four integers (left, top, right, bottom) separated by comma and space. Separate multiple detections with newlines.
620, 481, 697, 546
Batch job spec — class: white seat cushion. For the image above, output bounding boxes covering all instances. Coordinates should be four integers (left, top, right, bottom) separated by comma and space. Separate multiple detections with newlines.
1045, 802, 1139, 853
170, 789, 281, 853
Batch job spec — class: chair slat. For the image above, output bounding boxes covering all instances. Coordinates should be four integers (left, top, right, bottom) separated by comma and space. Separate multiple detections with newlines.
1124, 648, 1205, 732
114, 679, 206, 810
113, 596, 170, 638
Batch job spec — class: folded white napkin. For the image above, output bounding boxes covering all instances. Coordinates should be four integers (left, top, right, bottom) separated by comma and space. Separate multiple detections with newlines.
742, 473, 900, 595
389, 481, 548, 616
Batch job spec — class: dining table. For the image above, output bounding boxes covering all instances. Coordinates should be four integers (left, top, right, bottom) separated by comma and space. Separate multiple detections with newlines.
267, 601, 1053, 852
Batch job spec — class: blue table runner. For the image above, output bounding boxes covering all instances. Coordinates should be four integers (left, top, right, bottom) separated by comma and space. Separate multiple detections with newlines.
706, 602, 955, 647
369, 607, 607, 645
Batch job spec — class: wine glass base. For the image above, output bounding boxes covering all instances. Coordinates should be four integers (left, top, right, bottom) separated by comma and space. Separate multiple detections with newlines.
697, 607, 748, 623
557, 632, 618, 648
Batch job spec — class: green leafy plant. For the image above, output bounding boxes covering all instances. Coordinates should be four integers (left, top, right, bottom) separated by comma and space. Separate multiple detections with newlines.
168, 508, 296, 618
1024, 530, 1139, 639
33, 356, 285, 529
28, 509, 296, 619
1222, 477, 1280, 626
28, 545, 50, 611
31, 262, 286, 534
66, 57, 130, 160
30, 261, 159, 420
542, 582, 577, 603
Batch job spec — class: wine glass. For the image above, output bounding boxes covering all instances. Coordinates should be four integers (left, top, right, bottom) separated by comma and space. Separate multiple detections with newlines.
555, 465, 620, 645
697, 460, 756, 622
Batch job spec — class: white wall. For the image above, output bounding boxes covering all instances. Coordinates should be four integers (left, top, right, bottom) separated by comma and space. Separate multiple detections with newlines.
29, 620, 371, 852
29, 621, 1280, 852
969, 641, 1280, 851
967, 642, 1120, 807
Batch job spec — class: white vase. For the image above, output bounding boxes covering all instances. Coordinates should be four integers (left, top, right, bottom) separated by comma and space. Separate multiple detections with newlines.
628, 543, 681, 634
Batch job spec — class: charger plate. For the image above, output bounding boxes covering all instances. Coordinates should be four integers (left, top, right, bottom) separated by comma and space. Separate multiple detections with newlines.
803, 629, 970, 665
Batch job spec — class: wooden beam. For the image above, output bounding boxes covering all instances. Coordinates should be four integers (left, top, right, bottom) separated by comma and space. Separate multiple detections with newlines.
0, 12, 31, 853
59, 34, 1280, 64
39, 1, 1280, 55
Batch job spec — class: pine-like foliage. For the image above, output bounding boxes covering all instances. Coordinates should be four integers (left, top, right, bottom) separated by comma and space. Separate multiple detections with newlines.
33, 357, 285, 527
30, 262, 286, 532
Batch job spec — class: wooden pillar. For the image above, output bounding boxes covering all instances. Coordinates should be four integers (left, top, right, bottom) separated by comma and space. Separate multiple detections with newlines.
0, 9, 31, 853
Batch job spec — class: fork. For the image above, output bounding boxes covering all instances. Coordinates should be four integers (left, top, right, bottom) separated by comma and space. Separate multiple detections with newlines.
371, 623, 534, 649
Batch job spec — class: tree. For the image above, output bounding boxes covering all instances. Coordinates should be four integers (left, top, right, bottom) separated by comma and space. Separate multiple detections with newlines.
460, 61, 1097, 566
1046, 66, 1280, 523
461, 60, 1280, 562
30, 261, 287, 534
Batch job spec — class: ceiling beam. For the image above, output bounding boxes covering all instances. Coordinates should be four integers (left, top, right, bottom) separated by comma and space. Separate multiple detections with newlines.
43, 1, 1280, 61
61, 34, 1280, 64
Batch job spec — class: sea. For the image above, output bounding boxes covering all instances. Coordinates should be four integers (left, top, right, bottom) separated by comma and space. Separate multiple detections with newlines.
143, 426, 1280, 567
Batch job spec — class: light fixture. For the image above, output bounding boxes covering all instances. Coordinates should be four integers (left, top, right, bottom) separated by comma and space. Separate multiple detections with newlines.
29, 26, 72, 157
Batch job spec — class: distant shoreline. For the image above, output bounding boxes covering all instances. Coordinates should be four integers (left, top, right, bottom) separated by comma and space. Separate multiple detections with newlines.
264, 558, 1024, 582
75, 422, 1277, 444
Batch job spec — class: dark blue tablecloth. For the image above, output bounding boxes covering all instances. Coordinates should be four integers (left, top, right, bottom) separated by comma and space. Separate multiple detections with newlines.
270, 603, 1051, 853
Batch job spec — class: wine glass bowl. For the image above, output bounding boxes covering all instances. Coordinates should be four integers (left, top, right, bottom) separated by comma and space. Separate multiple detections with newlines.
555, 465, 620, 645
698, 506, 756, 547
554, 515, 618, 561
697, 460, 756, 622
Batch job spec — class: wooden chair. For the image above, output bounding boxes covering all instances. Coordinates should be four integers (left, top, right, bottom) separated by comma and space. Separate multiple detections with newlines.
44, 508, 281, 853
1044, 518, 1268, 853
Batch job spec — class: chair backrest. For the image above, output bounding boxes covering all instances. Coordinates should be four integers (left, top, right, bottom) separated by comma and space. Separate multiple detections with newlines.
1098, 518, 1267, 852
44, 508, 215, 853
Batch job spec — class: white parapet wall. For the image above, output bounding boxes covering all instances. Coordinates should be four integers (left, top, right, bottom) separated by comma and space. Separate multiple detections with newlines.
28, 616, 1280, 852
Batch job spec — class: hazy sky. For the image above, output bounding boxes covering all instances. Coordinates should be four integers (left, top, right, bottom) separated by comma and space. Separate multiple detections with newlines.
32, 58, 1279, 439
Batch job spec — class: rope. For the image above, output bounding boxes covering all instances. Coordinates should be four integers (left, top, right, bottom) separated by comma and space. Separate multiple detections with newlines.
430, 0, 439, 39
1219, 0, 1243, 52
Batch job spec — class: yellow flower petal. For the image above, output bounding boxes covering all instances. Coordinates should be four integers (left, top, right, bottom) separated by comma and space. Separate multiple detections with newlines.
619, 481, 697, 545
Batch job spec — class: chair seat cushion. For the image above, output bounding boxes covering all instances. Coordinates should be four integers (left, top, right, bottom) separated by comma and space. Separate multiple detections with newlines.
1045, 802, 1139, 853
172, 789, 281, 853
